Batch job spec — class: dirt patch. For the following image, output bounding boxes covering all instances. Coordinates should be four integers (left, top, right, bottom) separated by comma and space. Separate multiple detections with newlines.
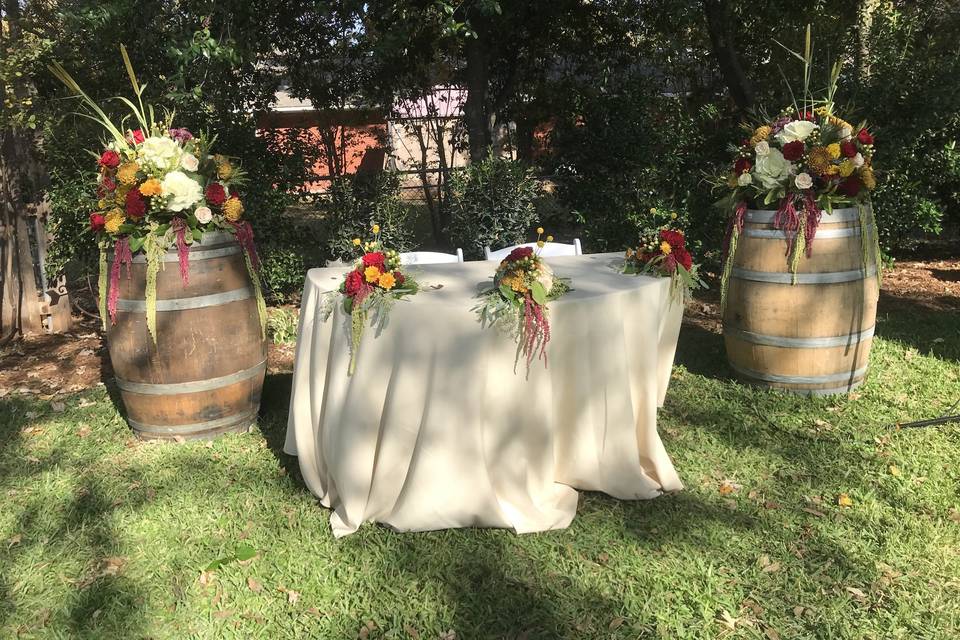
879, 259, 960, 311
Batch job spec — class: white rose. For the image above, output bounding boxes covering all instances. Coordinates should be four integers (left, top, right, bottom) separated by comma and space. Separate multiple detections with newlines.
853, 152, 865, 168
794, 172, 813, 190
753, 148, 793, 190
754, 140, 770, 157
160, 171, 203, 212
138, 136, 181, 170
737, 172, 753, 186
775, 120, 818, 144
180, 153, 199, 172
194, 206, 213, 224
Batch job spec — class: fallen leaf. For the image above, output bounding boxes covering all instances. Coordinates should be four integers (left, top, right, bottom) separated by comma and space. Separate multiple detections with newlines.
763, 501, 780, 510
793, 606, 806, 617
78, 399, 97, 408
845, 586, 868, 601
949, 508, 960, 523
837, 494, 854, 508
198, 571, 214, 587
717, 610, 740, 631
213, 609, 233, 619
764, 626, 782, 640
51, 401, 66, 412
888, 465, 901, 476
173, 435, 186, 444
247, 576, 262, 593
100, 557, 126, 577
608, 617, 625, 630
718, 481, 741, 496
801, 507, 825, 517
77, 426, 91, 438
404, 624, 420, 639
8, 534, 22, 548
596, 552, 609, 564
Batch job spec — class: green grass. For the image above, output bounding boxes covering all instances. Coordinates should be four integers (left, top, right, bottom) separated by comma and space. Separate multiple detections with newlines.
1, 295, 959, 639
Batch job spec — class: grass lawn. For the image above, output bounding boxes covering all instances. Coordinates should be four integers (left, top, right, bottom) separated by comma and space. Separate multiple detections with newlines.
1, 290, 959, 639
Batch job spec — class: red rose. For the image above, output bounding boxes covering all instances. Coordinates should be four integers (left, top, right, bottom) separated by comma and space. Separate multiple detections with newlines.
125, 189, 146, 218
660, 229, 686, 250
781, 140, 805, 161
837, 177, 863, 197
734, 157, 752, 175
841, 140, 858, 158
89, 212, 105, 232
128, 129, 145, 144
205, 182, 226, 206
857, 129, 874, 145
362, 252, 386, 268
99, 150, 120, 168
344, 269, 364, 296
506, 246, 534, 262
673, 246, 693, 270
393, 271, 405, 286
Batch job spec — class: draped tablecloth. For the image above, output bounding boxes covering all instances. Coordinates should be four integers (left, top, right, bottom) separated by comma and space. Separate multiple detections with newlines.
283, 252, 684, 537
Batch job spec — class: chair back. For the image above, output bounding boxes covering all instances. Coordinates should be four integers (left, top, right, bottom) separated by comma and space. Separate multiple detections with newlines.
484, 239, 582, 261
399, 249, 464, 265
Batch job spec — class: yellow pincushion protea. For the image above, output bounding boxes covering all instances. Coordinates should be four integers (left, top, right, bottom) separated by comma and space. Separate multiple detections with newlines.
807, 147, 833, 175
117, 162, 140, 185
861, 166, 876, 190
223, 197, 244, 221
826, 143, 841, 159
104, 208, 126, 234
139, 178, 162, 196
750, 125, 772, 146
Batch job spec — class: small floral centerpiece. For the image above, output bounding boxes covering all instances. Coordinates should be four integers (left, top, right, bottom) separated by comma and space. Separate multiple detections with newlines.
319, 224, 419, 375
623, 223, 705, 299
716, 28, 880, 302
50, 47, 264, 341
475, 228, 570, 376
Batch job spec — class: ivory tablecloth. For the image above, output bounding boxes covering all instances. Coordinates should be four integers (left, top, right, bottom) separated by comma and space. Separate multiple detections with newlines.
283, 252, 684, 537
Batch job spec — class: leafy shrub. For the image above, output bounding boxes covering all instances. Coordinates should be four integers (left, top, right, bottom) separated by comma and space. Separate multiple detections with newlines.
322, 172, 415, 261
447, 157, 541, 259
266, 307, 299, 344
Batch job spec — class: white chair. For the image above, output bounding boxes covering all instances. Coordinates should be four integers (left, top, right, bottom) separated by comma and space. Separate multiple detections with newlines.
399, 249, 464, 265
484, 239, 582, 261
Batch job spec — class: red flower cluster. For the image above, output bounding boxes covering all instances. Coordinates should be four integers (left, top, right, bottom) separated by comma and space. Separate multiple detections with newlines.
362, 252, 386, 268
837, 177, 863, 197
125, 189, 146, 218
99, 150, 120, 168
841, 140, 858, 158
734, 158, 752, 175
89, 212, 105, 232
205, 182, 226, 206
506, 246, 534, 262
344, 270, 365, 296
660, 229, 693, 271
781, 140, 805, 161
127, 129, 145, 144
857, 129, 874, 145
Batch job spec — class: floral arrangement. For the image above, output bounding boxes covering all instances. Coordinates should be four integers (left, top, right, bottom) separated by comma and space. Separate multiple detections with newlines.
475, 228, 570, 376
716, 28, 881, 303
623, 222, 705, 299
50, 47, 265, 341
319, 224, 419, 375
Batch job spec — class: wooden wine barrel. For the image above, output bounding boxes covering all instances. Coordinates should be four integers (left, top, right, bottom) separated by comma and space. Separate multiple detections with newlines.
722, 206, 879, 396
106, 231, 267, 440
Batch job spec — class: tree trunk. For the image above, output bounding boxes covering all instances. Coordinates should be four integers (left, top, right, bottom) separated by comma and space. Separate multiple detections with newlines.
857, 0, 882, 81
703, 0, 754, 113
463, 33, 492, 163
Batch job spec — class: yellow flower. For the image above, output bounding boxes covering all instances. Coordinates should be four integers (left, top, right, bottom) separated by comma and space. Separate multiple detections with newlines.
139, 178, 162, 196
750, 125, 772, 146
536, 226, 544, 234
364, 266, 381, 283
824, 164, 841, 176
223, 197, 244, 221
660, 240, 672, 255
372, 224, 380, 234
670, 212, 678, 220
378, 271, 396, 290
649, 207, 658, 215
97, 199, 108, 209
537, 240, 545, 248
546, 235, 554, 242
807, 147, 833, 175
826, 143, 841, 160
862, 166, 876, 190
114, 185, 131, 205
117, 162, 139, 185
839, 159, 856, 177
829, 115, 853, 132
104, 208, 126, 234
352, 238, 362, 246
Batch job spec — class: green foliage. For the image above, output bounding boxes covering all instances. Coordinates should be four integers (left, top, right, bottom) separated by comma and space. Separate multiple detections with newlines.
266, 307, 299, 345
322, 172, 415, 262
447, 156, 541, 259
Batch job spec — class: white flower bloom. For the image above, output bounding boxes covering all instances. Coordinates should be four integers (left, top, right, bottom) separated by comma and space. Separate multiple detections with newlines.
753, 148, 793, 190
754, 141, 770, 157
194, 206, 213, 224
840, 125, 853, 140
852, 153, 865, 168
138, 136, 182, 171
180, 153, 199, 172
738, 172, 753, 186
160, 171, 203, 212
536, 261, 555, 294
775, 120, 818, 144
794, 172, 814, 190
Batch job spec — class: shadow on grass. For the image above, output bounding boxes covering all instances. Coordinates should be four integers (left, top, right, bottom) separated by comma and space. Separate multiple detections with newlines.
258, 372, 303, 485
875, 291, 960, 362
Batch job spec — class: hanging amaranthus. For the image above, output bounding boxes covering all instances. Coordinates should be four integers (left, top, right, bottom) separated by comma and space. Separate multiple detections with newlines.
108, 237, 132, 324
142, 233, 166, 344
720, 201, 747, 313
98, 242, 109, 330
171, 218, 191, 286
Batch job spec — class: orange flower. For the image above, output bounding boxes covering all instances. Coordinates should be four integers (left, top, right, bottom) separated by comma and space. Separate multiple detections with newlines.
139, 178, 162, 196
364, 265, 381, 283
378, 271, 396, 290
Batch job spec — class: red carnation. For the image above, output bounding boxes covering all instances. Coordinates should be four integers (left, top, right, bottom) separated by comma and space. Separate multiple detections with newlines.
673, 246, 693, 271
506, 246, 535, 262
101, 175, 116, 192
89, 212, 105, 232
841, 140, 858, 158
205, 182, 226, 206
362, 252, 386, 268
99, 150, 120, 168
393, 271, 405, 286
125, 189, 146, 218
837, 177, 863, 197
128, 129, 145, 144
781, 140, 805, 161
344, 269, 364, 297
734, 157, 752, 175
660, 229, 686, 250
857, 129, 874, 145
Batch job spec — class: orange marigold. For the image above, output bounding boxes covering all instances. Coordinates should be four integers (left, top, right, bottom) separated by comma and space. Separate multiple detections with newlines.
139, 178, 162, 196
